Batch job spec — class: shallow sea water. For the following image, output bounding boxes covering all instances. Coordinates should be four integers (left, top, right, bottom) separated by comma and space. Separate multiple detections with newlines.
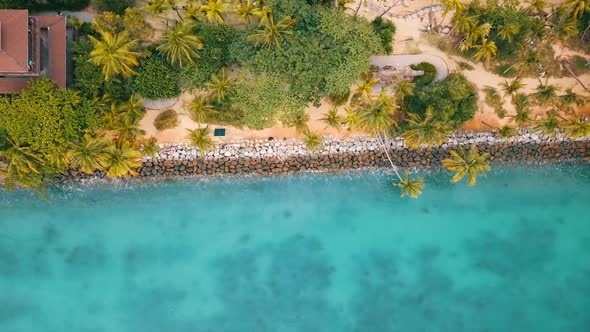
0, 164, 589, 332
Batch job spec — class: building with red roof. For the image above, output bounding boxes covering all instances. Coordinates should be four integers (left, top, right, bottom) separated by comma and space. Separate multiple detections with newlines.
0, 9, 66, 94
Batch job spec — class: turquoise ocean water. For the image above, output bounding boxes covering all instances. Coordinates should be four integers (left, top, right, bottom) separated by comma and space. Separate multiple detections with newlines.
0, 164, 589, 332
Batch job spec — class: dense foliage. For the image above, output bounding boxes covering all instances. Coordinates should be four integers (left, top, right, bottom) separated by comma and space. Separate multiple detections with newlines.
407, 74, 477, 127
72, 40, 130, 102
92, 0, 136, 14
371, 17, 396, 54
183, 24, 239, 88
1, 0, 89, 10
410, 62, 437, 86
229, 72, 307, 129
246, 3, 382, 105
130, 55, 180, 100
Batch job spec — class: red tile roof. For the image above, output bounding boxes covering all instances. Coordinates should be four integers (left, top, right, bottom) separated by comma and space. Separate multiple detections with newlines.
36, 15, 67, 88
0, 9, 29, 73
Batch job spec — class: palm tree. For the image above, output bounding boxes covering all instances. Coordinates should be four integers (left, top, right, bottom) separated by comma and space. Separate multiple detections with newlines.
115, 115, 146, 144
103, 141, 142, 178
206, 68, 233, 104
452, 12, 478, 36
360, 91, 397, 136
0, 137, 44, 180
533, 110, 561, 136
393, 78, 415, 106
561, 115, 590, 138
103, 101, 123, 130
119, 93, 144, 122
442, 145, 490, 186
511, 106, 532, 126
320, 107, 342, 130
535, 80, 560, 105
252, 6, 273, 22
473, 38, 497, 63
498, 125, 518, 138
303, 131, 323, 151
401, 108, 450, 148
140, 137, 160, 157
186, 127, 214, 156
290, 112, 310, 134
187, 96, 213, 124
67, 134, 109, 174
354, 72, 379, 104
501, 77, 525, 96
200, 0, 229, 24
144, 0, 173, 17
440, 0, 466, 25
527, 0, 547, 14
395, 171, 425, 199
235, 0, 256, 23
469, 23, 492, 44
345, 107, 362, 131
157, 19, 203, 69
497, 22, 520, 43
247, 16, 295, 48
565, 0, 590, 19
560, 88, 586, 108
88, 30, 141, 80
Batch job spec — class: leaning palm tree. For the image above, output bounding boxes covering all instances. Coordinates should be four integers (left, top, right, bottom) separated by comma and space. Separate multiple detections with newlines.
320, 107, 342, 130
533, 110, 561, 136
67, 134, 109, 174
235, 0, 257, 23
360, 91, 397, 136
88, 30, 141, 80
345, 107, 362, 131
500, 77, 525, 96
560, 88, 586, 108
511, 106, 532, 126
472, 38, 497, 63
442, 145, 490, 186
157, 19, 203, 69
187, 96, 213, 124
440, 0, 466, 27
103, 141, 142, 178
206, 68, 233, 104
186, 126, 214, 156
395, 171, 425, 199
247, 15, 294, 48
144, 0, 173, 17
303, 131, 324, 151
561, 114, 590, 139
103, 101, 123, 130
200, 0, 229, 24
401, 108, 450, 149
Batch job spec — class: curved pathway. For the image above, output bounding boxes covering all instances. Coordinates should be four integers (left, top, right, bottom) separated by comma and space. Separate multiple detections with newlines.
371, 54, 449, 82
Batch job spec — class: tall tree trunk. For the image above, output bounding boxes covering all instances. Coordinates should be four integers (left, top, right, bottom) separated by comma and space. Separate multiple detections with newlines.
354, 0, 363, 17
333, 0, 339, 10
560, 59, 590, 93
379, 5, 395, 17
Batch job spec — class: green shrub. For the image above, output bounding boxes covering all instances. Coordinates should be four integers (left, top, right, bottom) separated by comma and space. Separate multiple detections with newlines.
572, 55, 590, 75
130, 55, 180, 100
1, 0, 90, 10
410, 62, 437, 86
407, 73, 477, 128
154, 110, 179, 131
92, 0, 136, 14
371, 16, 396, 55
495, 64, 517, 77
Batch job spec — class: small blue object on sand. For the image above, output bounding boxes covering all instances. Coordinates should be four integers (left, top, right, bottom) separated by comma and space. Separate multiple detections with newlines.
214, 128, 226, 137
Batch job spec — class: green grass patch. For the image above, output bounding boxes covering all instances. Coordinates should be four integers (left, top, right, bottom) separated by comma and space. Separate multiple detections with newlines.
457, 61, 474, 70
154, 109, 178, 131
495, 64, 517, 78
410, 62, 437, 86
572, 55, 590, 75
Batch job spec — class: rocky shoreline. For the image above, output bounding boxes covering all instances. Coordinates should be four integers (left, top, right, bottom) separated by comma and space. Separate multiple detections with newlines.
59, 130, 590, 182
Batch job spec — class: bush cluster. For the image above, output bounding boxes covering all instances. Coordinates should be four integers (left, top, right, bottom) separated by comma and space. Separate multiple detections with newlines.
130, 55, 180, 100
371, 17, 396, 54
154, 110, 179, 131
410, 62, 437, 86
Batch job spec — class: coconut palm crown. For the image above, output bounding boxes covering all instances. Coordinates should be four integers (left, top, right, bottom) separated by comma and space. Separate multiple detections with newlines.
442, 145, 491, 186
157, 19, 203, 69
88, 30, 141, 80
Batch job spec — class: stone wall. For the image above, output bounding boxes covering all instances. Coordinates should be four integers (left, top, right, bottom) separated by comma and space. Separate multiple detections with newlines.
132, 131, 590, 179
